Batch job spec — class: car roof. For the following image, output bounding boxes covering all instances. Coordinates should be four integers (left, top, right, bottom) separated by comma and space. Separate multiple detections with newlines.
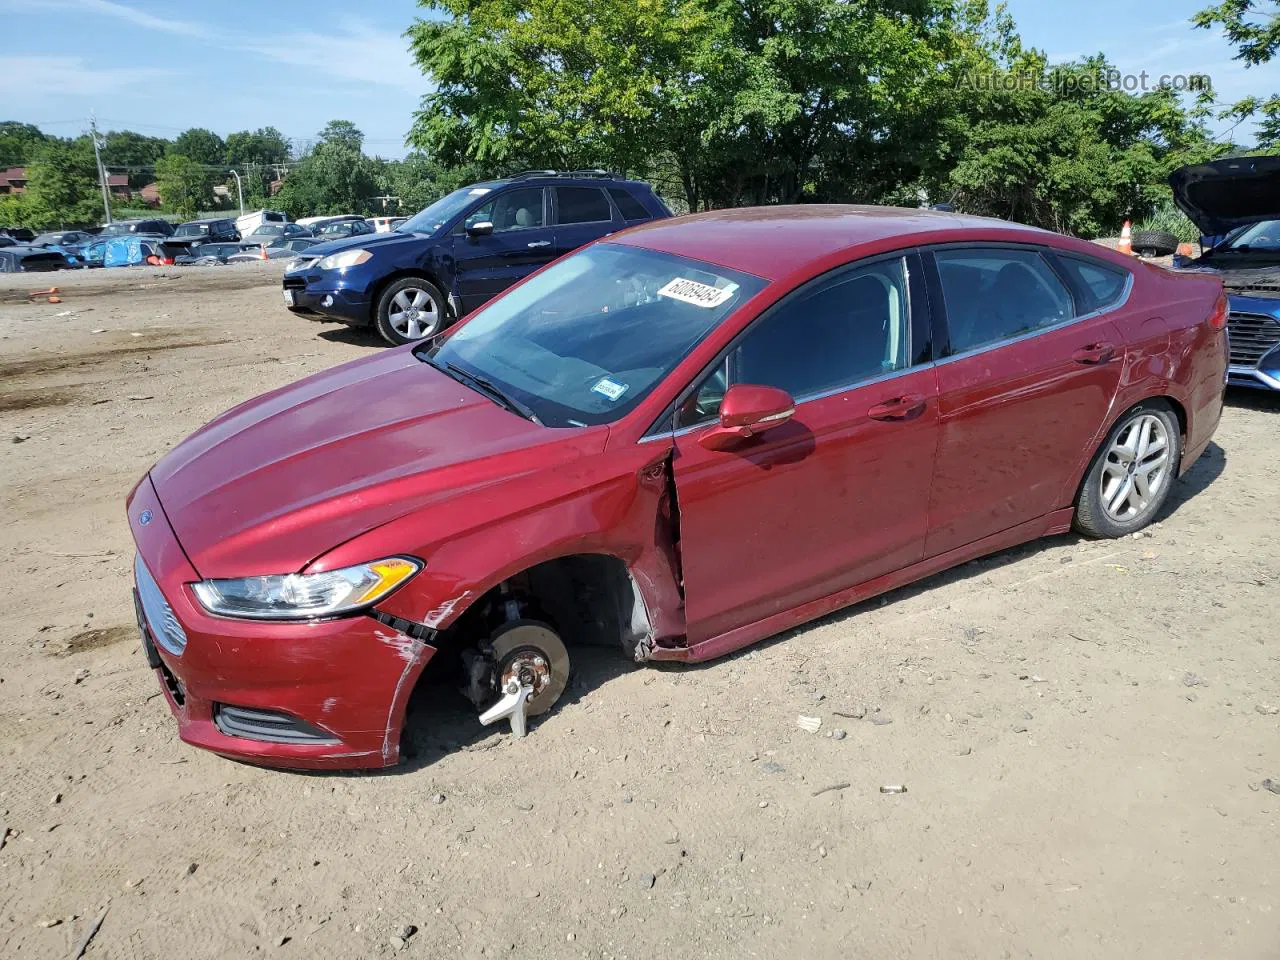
610, 205, 1066, 280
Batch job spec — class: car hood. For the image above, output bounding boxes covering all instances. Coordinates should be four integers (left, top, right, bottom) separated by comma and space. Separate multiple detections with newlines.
1169, 155, 1280, 236
149, 349, 597, 579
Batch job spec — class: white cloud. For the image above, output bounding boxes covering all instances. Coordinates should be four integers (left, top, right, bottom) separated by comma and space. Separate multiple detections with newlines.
238, 18, 422, 92
0, 55, 169, 98
74, 0, 207, 37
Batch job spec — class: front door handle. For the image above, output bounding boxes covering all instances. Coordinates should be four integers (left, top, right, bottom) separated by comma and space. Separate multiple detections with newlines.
527, 240, 551, 248
868, 394, 927, 421
1072, 342, 1115, 364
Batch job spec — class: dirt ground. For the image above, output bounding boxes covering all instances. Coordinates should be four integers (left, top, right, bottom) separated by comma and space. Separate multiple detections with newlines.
1, 263, 1277, 960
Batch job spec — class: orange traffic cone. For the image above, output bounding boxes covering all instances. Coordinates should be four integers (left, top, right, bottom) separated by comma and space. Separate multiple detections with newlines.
1117, 221, 1133, 256
259, 244, 269, 261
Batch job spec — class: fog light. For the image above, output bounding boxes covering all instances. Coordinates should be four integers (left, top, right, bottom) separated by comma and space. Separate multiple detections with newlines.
322, 294, 334, 307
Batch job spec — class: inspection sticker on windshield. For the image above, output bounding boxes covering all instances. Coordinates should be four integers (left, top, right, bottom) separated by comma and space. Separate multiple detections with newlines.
468, 187, 491, 196
591, 377, 629, 402
657, 277, 737, 308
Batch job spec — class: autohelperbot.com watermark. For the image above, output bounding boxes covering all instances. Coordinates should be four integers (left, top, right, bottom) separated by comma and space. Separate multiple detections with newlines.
957, 69, 1212, 95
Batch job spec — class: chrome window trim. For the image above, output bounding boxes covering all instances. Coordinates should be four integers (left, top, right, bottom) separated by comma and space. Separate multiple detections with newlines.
932, 268, 1134, 369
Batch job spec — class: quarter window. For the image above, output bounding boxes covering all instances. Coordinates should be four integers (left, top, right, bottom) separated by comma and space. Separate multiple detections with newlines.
555, 186, 613, 225
934, 248, 1074, 354
677, 257, 912, 426
1056, 256, 1129, 313
465, 187, 545, 232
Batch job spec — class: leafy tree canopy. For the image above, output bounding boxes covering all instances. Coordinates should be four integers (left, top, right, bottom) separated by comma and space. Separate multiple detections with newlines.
171, 127, 226, 166
154, 153, 215, 219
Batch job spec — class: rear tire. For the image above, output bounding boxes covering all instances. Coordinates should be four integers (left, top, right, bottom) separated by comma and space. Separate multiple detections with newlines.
1074, 401, 1181, 538
374, 277, 447, 346
1131, 229, 1178, 257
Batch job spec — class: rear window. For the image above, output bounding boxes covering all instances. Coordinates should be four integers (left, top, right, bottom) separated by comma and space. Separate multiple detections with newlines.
1056, 256, 1130, 313
555, 187, 613, 225
608, 187, 649, 220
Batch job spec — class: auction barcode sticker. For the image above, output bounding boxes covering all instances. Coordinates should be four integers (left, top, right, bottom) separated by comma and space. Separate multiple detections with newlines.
657, 277, 738, 308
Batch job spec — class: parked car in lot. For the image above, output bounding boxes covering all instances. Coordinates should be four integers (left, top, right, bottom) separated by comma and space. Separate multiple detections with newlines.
315, 218, 374, 241
32, 230, 93, 248
1170, 155, 1280, 392
103, 236, 184, 267
235, 209, 288, 236
367, 216, 408, 233
283, 170, 672, 345
128, 205, 1227, 770
170, 218, 240, 250
225, 238, 321, 263
0, 245, 71, 271
241, 223, 313, 247
174, 242, 244, 266
100, 218, 175, 238
0, 227, 36, 243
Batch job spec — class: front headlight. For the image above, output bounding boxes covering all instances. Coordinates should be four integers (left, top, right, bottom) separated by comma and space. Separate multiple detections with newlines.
191, 557, 420, 620
316, 248, 372, 271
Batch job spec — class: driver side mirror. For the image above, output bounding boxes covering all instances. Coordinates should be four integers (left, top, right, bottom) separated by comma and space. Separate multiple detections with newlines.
466, 220, 494, 239
698, 384, 795, 451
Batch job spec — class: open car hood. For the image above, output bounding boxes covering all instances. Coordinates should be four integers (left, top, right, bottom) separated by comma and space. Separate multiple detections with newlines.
1169, 155, 1280, 237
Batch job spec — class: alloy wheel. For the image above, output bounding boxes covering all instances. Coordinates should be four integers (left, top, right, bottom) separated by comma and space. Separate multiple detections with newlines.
1099, 413, 1171, 522
387, 287, 440, 340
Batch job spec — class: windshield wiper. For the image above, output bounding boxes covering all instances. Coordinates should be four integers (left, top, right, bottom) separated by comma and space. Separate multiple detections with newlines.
441, 361, 541, 424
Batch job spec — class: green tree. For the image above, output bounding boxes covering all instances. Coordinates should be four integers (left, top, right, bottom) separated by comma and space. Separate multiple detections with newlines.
317, 120, 364, 152
171, 128, 226, 166
23, 138, 103, 227
1195, 0, 1280, 147
154, 153, 214, 219
407, 0, 978, 210
274, 123, 379, 217
381, 151, 483, 213
225, 127, 290, 167
101, 130, 171, 188
0, 121, 47, 167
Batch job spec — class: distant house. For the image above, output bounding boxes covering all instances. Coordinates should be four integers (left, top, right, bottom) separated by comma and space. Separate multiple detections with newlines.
269, 179, 284, 196
106, 173, 130, 201
138, 182, 161, 208
0, 167, 28, 194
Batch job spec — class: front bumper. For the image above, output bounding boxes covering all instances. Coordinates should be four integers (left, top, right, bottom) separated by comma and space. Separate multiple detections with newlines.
1225, 295, 1280, 392
127, 476, 436, 770
282, 265, 372, 325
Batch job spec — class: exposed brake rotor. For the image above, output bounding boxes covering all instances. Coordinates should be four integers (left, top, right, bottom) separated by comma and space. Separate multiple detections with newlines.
477, 620, 569, 737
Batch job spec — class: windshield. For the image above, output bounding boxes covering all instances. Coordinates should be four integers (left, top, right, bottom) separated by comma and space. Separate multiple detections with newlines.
421, 243, 767, 427
99, 222, 136, 236
1221, 219, 1280, 252
175, 223, 211, 237
399, 185, 496, 235
248, 225, 283, 237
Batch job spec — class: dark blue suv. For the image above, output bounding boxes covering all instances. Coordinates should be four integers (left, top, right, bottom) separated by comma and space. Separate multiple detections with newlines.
282, 171, 672, 345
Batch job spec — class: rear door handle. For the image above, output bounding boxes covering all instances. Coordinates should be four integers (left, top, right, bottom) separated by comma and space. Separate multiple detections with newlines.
868, 394, 927, 421
527, 240, 551, 248
1072, 342, 1115, 364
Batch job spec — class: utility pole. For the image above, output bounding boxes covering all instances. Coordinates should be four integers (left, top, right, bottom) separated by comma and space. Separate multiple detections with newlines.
229, 169, 244, 214
89, 112, 112, 225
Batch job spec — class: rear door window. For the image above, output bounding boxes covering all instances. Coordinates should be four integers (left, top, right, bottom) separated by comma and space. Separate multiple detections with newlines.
555, 187, 613, 225
933, 247, 1074, 355
608, 187, 649, 220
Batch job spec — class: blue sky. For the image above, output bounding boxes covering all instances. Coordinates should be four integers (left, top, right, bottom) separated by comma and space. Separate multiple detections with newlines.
2, 0, 1278, 158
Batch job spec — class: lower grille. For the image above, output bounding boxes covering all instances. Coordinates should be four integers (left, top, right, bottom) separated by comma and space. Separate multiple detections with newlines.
1227, 312, 1280, 367
214, 705, 340, 745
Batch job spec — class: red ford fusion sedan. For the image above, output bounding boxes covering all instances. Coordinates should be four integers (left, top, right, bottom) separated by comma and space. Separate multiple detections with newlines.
127, 206, 1227, 769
